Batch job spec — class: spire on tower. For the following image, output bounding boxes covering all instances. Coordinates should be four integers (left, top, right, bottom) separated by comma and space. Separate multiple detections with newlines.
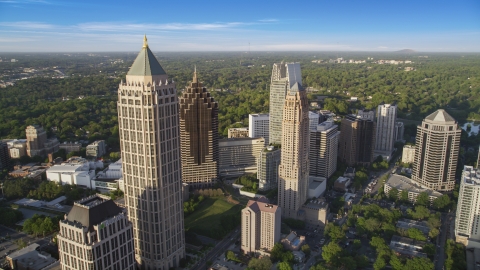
143, 34, 148, 48
193, 65, 198, 83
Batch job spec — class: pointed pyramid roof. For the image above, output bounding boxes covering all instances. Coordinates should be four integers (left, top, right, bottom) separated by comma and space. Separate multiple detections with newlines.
424, 109, 456, 123
127, 36, 166, 76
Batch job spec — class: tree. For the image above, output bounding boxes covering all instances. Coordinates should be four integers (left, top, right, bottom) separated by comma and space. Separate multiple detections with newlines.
309, 265, 327, 270
339, 256, 357, 270
404, 257, 434, 270
226, 250, 238, 262
415, 192, 430, 206
407, 228, 426, 241
270, 243, 284, 262
322, 242, 342, 264
388, 187, 399, 201
373, 257, 386, 270
432, 195, 451, 211
428, 228, 440, 239
325, 223, 345, 241
301, 244, 311, 256
277, 262, 292, 270
400, 190, 409, 202
423, 243, 436, 257
408, 206, 430, 220
248, 257, 272, 270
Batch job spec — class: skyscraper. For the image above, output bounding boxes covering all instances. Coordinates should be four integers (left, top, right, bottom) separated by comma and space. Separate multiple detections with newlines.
278, 75, 310, 219
26, 125, 47, 157
241, 199, 281, 254
117, 36, 184, 269
179, 70, 219, 188
269, 63, 303, 145
455, 166, 480, 247
257, 145, 281, 191
249, 113, 269, 144
58, 194, 135, 270
374, 104, 397, 159
339, 115, 376, 167
309, 121, 339, 179
412, 109, 460, 191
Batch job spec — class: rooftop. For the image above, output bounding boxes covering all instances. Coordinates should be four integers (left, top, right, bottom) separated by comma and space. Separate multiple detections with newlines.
65, 194, 122, 231
424, 109, 456, 124
386, 174, 442, 197
462, 165, 480, 186
127, 36, 166, 76
7, 243, 57, 270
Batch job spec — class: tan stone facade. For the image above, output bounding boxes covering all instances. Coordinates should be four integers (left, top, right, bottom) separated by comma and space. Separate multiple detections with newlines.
241, 199, 281, 254
179, 72, 219, 188
117, 37, 185, 269
412, 109, 460, 191
278, 84, 310, 219
57, 195, 135, 270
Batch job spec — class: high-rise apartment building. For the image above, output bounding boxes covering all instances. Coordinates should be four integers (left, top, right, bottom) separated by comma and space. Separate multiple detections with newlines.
241, 199, 281, 254
395, 122, 404, 141
249, 114, 269, 144
357, 109, 375, 121
455, 166, 480, 248
218, 137, 265, 177
308, 111, 320, 131
117, 37, 185, 268
412, 109, 460, 191
0, 141, 12, 171
26, 125, 47, 157
309, 121, 339, 179
58, 194, 135, 270
374, 104, 397, 158
179, 70, 219, 188
257, 145, 281, 191
339, 114, 376, 167
278, 76, 310, 219
269, 63, 303, 145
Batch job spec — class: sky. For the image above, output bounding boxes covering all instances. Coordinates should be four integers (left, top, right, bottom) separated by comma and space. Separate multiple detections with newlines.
0, 0, 479, 52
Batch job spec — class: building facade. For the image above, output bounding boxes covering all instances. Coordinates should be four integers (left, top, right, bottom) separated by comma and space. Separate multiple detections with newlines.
402, 145, 415, 164
257, 146, 281, 191
57, 195, 135, 270
0, 141, 12, 171
395, 122, 404, 141
278, 76, 310, 219
26, 125, 47, 157
86, 140, 106, 158
59, 142, 82, 154
179, 70, 219, 188
339, 114, 376, 167
308, 111, 319, 131
455, 166, 480, 247
117, 37, 185, 269
309, 121, 339, 179
357, 109, 375, 121
374, 104, 397, 158
269, 63, 303, 145
218, 137, 265, 177
228, 128, 249, 138
249, 114, 269, 144
241, 199, 281, 254
412, 109, 460, 191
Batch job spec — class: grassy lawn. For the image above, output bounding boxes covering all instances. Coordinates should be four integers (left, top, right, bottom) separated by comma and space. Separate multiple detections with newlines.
185, 197, 242, 239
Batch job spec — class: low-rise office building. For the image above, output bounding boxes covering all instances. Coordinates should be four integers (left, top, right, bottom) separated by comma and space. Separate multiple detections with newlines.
389, 235, 427, 257
86, 140, 106, 158
219, 137, 265, 177
402, 145, 415, 164
59, 142, 82, 154
6, 243, 58, 270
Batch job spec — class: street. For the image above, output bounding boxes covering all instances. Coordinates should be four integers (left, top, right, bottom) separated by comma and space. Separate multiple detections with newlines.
191, 228, 240, 270
435, 212, 454, 270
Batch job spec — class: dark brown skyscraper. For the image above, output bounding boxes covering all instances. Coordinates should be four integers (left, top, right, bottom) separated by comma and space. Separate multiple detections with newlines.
339, 114, 376, 167
179, 69, 219, 188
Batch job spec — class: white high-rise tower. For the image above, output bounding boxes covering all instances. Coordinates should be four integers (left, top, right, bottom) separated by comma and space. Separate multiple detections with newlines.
374, 104, 397, 159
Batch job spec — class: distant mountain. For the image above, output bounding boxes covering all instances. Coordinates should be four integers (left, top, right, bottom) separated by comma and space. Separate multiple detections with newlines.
395, 49, 416, 53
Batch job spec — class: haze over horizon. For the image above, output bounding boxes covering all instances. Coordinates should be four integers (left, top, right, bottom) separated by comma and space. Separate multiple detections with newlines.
0, 0, 479, 52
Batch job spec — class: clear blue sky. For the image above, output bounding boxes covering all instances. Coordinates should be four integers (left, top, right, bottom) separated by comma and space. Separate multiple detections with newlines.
0, 0, 479, 52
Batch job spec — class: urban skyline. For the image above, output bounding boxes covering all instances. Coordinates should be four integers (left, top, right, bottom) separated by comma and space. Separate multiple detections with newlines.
0, 0, 479, 52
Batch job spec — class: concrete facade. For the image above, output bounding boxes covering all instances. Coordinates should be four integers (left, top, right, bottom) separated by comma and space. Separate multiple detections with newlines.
384, 174, 442, 204
228, 128, 249, 138
249, 114, 269, 145
257, 146, 281, 191
374, 104, 397, 158
218, 137, 265, 177
309, 121, 339, 179
402, 145, 415, 164
86, 140, 106, 158
455, 166, 480, 248
339, 114, 376, 167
